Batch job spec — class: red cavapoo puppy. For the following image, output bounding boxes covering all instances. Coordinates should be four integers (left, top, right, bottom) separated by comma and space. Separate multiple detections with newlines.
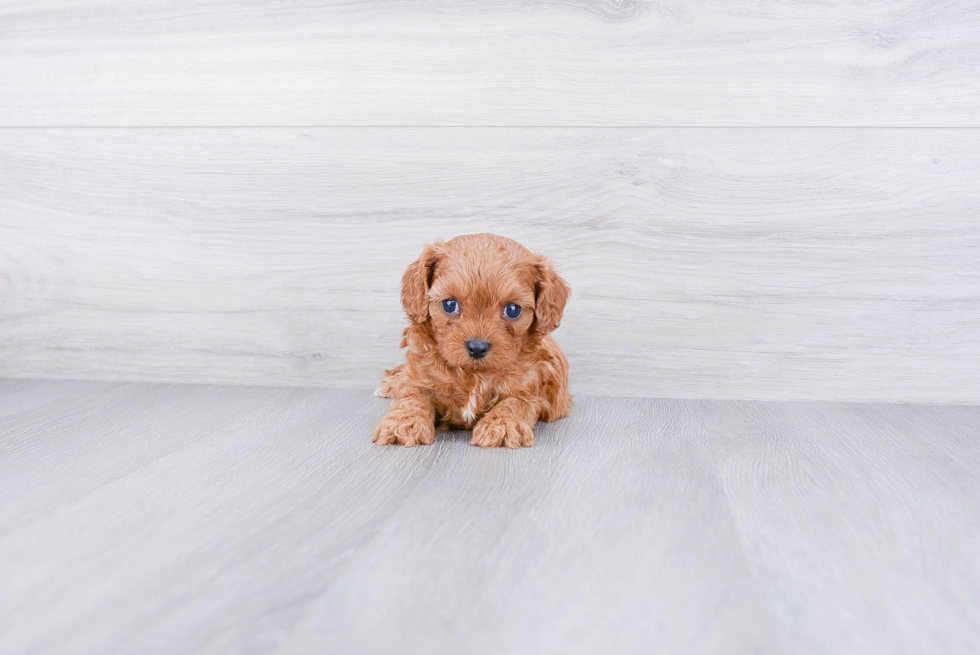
374, 233, 571, 448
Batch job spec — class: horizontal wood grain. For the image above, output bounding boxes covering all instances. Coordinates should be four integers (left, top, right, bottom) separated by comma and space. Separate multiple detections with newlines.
1, 1, 979, 126
1, 381, 978, 653
1, 128, 978, 402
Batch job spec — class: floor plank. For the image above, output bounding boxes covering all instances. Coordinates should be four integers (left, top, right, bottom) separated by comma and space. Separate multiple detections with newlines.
1, 384, 444, 654
2, 128, 979, 403
1, 380, 978, 654
278, 398, 782, 655
1, 1, 978, 125
701, 401, 980, 654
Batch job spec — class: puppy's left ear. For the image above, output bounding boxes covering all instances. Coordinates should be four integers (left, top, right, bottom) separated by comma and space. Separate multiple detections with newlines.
532, 255, 571, 335
401, 241, 445, 323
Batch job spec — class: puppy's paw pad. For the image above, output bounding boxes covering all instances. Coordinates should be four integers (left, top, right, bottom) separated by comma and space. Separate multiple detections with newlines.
373, 413, 435, 447
471, 417, 534, 449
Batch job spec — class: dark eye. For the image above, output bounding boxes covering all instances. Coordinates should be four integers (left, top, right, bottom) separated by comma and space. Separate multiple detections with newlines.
442, 298, 460, 315
503, 303, 523, 319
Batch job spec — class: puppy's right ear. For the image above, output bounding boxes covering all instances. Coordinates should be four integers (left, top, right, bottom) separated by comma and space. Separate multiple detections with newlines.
401, 241, 445, 323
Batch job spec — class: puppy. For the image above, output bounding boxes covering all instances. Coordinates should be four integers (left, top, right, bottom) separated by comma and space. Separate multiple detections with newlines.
374, 233, 571, 448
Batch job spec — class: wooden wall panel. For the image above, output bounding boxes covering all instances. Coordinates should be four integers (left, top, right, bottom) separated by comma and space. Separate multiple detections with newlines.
1, 1, 978, 126
2, 128, 977, 402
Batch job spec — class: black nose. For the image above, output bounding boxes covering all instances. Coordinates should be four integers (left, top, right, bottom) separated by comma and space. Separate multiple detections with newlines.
465, 339, 491, 360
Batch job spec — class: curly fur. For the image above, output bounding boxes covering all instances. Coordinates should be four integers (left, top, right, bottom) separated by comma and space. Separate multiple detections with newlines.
374, 233, 571, 448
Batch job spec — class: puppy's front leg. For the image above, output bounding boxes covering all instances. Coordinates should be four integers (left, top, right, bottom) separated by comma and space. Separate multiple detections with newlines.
373, 393, 436, 447
472, 397, 537, 449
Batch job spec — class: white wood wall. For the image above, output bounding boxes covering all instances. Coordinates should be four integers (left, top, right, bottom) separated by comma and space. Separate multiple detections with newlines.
1, 1, 978, 402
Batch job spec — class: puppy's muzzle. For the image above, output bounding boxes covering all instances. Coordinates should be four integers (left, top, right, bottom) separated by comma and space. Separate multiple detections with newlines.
465, 339, 491, 360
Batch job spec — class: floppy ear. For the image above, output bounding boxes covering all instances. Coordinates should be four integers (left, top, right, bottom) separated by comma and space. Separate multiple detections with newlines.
532, 255, 571, 335
401, 241, 444, 323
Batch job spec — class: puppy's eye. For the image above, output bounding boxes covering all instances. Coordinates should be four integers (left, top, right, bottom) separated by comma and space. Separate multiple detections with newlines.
503, 303, 523, 319
442, 298, 460, 315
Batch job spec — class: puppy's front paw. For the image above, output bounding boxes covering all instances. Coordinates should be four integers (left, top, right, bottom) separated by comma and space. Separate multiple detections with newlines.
471, 416, 534, 449
373, 411, 436, 447
374, 376, 395, 399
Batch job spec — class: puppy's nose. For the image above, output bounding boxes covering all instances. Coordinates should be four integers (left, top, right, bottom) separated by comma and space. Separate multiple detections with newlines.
465, 339, 491, 360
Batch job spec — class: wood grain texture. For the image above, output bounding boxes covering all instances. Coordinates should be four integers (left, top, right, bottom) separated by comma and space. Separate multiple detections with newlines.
2, 128, 978, 402
1, 380, 978, 654
700, 400, 980, 653
2, 1, 979, 126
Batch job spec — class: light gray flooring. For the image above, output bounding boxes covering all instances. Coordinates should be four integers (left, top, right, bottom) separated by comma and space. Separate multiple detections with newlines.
1, 379, 979, 654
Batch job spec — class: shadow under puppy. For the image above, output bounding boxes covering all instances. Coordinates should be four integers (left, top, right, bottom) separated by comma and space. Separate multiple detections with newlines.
374, 233, 571, 448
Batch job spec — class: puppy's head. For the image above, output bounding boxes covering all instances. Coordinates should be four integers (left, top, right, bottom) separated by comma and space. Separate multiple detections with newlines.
401, 233, 570, 371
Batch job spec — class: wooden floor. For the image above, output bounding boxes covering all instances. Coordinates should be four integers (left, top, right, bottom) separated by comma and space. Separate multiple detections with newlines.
1, 380, 978, 654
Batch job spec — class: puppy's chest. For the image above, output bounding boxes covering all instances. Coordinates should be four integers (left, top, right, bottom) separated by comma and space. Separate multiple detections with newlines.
434, 379, 497, 429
